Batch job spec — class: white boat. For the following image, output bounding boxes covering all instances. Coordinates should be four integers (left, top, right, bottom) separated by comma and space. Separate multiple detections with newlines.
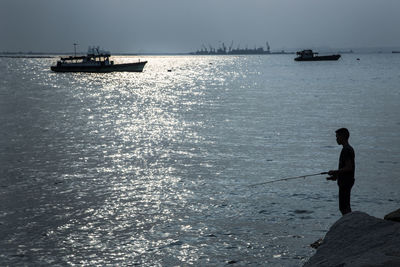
51, 46, 147, 73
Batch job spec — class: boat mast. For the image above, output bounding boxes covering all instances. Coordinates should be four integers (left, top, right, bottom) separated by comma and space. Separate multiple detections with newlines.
73, 43, 78, 57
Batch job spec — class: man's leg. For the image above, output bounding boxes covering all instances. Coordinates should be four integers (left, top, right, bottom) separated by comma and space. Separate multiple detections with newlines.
339, 182, 353, 215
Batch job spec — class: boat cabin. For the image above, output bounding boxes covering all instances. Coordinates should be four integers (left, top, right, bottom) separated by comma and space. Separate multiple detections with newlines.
55, 46, 114, 67
296, 50, 318, 59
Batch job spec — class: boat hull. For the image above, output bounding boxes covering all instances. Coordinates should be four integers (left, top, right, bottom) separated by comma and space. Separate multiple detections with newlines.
51, 61, 147, 73
295, 55, 341, 61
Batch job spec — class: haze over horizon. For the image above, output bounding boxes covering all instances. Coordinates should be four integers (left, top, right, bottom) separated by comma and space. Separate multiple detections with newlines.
1, 0, 400, 53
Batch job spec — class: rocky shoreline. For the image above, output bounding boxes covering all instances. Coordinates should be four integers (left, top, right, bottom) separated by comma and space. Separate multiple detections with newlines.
304, 209, 400, 267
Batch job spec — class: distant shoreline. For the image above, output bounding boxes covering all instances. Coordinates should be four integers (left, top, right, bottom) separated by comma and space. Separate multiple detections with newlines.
0, 55, 56, 58
1, 50, 399, 58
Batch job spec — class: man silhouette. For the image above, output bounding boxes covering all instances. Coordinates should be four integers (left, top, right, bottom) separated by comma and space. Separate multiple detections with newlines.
327, 128, 355, 215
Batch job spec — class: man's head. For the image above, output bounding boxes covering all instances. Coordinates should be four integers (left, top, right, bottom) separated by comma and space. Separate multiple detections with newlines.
335, 128, 350, 145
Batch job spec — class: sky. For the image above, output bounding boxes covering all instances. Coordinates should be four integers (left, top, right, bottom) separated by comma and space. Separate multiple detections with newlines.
1, 0, 400, 53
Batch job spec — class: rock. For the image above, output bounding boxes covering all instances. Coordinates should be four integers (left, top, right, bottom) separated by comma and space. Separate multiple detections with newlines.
310, 238, 323, 249
384, 208, 400, 222
304, 211, 400, 267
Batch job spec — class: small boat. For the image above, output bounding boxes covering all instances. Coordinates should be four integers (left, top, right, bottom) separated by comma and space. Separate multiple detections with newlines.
51, 46, 147, 73
294, 50, 340, 61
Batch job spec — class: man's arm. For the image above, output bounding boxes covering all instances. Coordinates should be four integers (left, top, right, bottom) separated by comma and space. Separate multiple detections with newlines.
328, 159, 353, 176
327, 159, 353, 180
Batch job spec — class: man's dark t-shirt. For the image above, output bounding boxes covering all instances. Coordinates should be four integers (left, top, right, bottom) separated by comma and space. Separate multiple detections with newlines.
337, 144, 355, 186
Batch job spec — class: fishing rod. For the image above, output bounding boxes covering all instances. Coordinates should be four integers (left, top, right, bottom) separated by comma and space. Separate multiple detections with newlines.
248, 172, 328, 187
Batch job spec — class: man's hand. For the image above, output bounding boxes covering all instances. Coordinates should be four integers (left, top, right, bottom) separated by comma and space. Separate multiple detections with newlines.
328, 170, 337, 176
326, 176, 337, 181
327, 170, 338, 181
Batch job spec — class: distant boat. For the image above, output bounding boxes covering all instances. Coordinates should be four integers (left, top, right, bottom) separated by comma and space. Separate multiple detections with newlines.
392, 51, 400, 54
294, 50, 341, 61
51, 46, 147, 73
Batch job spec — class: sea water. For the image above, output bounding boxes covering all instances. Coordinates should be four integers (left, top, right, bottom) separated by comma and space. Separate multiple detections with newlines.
1, 54, 399, 266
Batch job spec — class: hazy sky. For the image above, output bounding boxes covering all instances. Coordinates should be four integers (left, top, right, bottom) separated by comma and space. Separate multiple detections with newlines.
1, 0, 400, 53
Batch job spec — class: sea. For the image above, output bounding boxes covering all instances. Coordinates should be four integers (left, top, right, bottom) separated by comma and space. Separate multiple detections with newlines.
1, 54, 399, 266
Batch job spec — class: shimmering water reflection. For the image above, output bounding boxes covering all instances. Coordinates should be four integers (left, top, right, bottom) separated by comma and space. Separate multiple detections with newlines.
1, 55, 399, 266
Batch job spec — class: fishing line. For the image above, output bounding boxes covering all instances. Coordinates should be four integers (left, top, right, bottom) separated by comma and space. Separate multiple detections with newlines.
248, 172, 328, 187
